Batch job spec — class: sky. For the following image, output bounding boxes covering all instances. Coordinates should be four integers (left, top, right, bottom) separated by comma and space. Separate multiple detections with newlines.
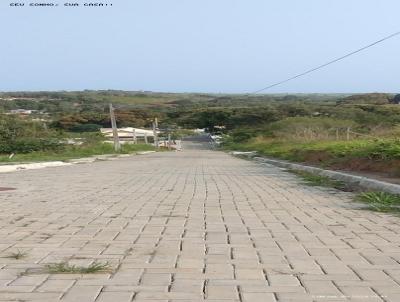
0, 0, 399, 93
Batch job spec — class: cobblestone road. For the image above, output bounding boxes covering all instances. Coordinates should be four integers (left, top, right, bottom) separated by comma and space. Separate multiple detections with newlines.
1, 139, 400, 301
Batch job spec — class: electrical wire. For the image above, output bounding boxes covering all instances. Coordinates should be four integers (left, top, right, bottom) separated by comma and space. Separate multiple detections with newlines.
249, 31, 400, 94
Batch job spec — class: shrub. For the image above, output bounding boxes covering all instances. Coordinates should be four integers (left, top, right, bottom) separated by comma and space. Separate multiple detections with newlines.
70, 123, 102, 132
0, 138, 64, 154
266, 117, 357, 141
230, 129, 254, 143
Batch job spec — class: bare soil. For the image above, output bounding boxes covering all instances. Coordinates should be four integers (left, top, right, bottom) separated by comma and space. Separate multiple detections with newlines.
299, 151, 400, 186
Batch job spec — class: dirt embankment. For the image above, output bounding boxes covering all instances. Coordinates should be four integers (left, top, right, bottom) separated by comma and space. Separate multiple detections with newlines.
299, 151, 400, 185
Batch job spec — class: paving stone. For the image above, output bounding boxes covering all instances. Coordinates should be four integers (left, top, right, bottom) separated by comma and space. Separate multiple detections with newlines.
206, 285, 239, 299
96, 291, 134, 302
37, 279, 74, 292
60, 285, 102, 301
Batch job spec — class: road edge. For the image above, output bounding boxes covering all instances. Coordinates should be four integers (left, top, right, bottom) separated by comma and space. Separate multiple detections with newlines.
231, 152, 400, 195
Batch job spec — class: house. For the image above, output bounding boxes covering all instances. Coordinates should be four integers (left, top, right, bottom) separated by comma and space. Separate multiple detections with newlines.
100, 127, 156, 141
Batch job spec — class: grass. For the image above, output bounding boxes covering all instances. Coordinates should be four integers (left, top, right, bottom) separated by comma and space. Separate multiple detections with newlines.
224, 138, 400, 178
355, 191, 400, 212
224, 138, 400, 162
46, 261, 111, 274
289, 170, 351, 191
0, 142, 155, 163
5, 250, 28, 260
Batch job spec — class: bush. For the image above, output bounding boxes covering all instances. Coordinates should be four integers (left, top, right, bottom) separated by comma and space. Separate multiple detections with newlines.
0, 138, 64, 154
266, 117, 357, 141
70, 123, 102, 132
230, 129, 255, 143
0, 115, 66, 154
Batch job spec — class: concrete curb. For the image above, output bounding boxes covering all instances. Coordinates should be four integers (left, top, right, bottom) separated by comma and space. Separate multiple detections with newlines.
0, 161, 72, 173
234, 153, 400, 195
0, 151, 157, 174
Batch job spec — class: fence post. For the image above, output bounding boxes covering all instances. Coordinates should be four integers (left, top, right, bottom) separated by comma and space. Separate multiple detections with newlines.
144, 132, 148, 144
346, 127, 351, 141
336, 128, 339, 140
153, 122, 159, 149
109, 103, 121, 152
132, 129, 137, 144
168, 133, 172, 150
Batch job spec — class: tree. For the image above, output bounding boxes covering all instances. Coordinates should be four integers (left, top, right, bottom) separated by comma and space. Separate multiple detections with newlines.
391, 94, 400, 104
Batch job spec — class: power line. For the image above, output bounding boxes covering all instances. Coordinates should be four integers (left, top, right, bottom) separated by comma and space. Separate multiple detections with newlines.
249, 31, 400, 94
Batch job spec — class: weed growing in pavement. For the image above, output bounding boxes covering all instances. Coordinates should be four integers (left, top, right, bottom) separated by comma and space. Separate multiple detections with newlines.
355, 191, 400, 213
291, 169, 400, 213
46, 261, 110, 274
288, 170, 352, 191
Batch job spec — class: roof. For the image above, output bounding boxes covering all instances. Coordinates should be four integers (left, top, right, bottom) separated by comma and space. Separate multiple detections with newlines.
100, 127, 156, 137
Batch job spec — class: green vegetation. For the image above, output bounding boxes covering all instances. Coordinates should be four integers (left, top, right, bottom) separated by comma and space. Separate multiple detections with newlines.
289, 170, 350, 191
170, 128, 196, 139
224, 138, 400, 162
224, 138, 400, 177
46, 261, 110, 274
1, 91, 400, 173
355, 191, 400, 213
0, 115, 62, 154
0, 109, 155, 162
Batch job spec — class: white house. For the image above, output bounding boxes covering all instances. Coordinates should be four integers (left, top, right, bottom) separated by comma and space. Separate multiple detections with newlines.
100, 127, 156, 141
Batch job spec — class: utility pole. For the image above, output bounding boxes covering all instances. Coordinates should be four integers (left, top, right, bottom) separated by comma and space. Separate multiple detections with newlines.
109, 104, 121, 152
